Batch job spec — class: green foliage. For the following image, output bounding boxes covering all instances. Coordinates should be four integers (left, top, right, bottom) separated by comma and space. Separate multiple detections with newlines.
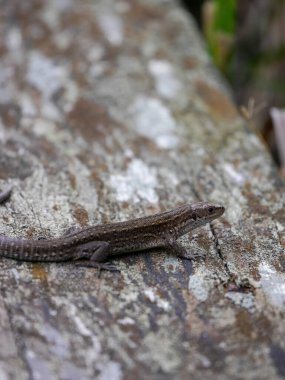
213, 0, 236, 34
204, 0, 237, 72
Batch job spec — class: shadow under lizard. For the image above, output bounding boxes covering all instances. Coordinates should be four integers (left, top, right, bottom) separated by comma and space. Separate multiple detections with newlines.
0, 187, 224, 271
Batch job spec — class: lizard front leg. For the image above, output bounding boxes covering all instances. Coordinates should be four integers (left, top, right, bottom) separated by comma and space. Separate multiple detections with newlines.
74, 241, 119, 272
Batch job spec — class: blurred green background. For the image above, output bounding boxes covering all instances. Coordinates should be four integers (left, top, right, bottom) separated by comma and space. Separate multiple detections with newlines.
182, 0, 285, 173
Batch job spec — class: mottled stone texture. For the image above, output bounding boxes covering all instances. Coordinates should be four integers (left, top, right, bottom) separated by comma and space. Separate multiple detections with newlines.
0, 0, 284, 379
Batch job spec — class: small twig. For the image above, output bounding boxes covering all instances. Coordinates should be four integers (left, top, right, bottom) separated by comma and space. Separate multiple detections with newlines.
240, 97, 267, 122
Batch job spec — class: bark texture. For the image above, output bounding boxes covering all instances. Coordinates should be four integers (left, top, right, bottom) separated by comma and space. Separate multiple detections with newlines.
0, 0, 284, 379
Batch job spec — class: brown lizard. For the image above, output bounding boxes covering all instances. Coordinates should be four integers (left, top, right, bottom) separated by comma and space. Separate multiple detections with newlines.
0, 187, 224, 271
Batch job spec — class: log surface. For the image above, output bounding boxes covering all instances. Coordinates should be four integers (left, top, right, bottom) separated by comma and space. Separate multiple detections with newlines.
0, 0, 284, 379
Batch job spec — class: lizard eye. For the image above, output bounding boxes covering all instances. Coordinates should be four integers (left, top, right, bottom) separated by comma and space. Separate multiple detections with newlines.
208, 207, 213, 213
192, 213, 197, 220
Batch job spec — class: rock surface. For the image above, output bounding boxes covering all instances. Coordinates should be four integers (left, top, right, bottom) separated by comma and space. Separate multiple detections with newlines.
0, 0, 284, 379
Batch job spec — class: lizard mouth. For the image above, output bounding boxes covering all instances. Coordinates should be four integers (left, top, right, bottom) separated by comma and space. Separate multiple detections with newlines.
208, 205, 225, 221
215, 205, 225, 217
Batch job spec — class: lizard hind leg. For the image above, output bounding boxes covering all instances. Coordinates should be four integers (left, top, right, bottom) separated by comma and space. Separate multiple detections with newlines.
74, 241, 119, 272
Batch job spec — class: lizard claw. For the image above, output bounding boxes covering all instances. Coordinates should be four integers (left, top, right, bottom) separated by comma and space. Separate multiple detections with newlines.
75, 260, 120, 272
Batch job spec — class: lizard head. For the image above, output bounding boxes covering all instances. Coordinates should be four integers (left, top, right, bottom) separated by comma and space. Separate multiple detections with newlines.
176, 202, 225, 237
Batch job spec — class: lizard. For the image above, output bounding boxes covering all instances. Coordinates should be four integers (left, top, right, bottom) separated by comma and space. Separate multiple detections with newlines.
0, 187, 224, 271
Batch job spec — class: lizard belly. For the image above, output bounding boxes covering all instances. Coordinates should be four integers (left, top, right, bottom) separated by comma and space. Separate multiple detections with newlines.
110, 236, 166, 255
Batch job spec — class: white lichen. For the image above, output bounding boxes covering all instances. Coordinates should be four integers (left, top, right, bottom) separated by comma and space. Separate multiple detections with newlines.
259, 262, 285, 311
148, 59, 182, 99
97, 12, 124, 46
131, 96, 179, 149
110, 159, 159, 203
